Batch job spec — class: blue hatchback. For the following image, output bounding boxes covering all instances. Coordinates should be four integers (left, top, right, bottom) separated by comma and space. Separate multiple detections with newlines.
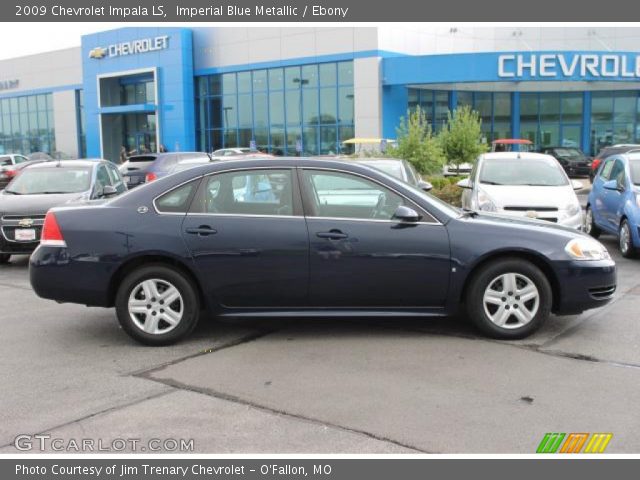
586, 153, 640, 258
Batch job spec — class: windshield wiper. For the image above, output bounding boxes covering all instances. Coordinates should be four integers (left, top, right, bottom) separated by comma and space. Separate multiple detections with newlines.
3, 190, 21, 195
480, 181, 502, 185
36, 191, 72, 194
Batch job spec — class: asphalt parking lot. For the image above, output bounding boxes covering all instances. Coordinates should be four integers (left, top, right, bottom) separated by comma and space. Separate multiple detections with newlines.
1, 183, 639, 454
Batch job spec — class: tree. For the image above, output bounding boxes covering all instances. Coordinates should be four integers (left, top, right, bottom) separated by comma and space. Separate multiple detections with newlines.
386, 106, 445, 174
439, 105, 488, 174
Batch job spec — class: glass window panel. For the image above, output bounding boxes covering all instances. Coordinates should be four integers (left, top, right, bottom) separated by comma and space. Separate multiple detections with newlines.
613, 123, 634, 144
539, 123, 560, 147
592, 123, 613, 152
285, 66, 302, 89
209, 97, 222, 129
45, 94, 53, 111
254, 93, 268, 128
269, 68, 284, 90
339, 125, 355, 154
320, 87, 337, 124
319, 63, 337, 87
269, 91, 285, 126
270, 127, 285, 155
338, 87, 354, 124
561, 125, 581, 148
303, 89, 319, 125
540, 93, 561, 123
457, 91, 473, 108
337, 61, 353, 85
319, 125, 338, 155
238, 128, 252, 148
475, 92, 492, 120
210, 129, 223, 151
303, 126, 318, 155
493, 121, 511, 141
18, 97, 28, 113
285, 90, 301, 125
253, 70, 267, 92
237, 72, 251, 93
224, 129, 238, 148
222, 96, 237, 129
222, 73, 236, 94
209, 75, 222, 95
613, 92, 636, 123
520, 121, 539, 147
408, 89, 419, 110
197, 77, 208, 96
591, 92, 613, 123
561, 93, 583, 123
238, 95, 252, 128
494, 93, 511, 122
520, 93, 538, 123
286, 126, 301, 155
37, 111, 47, 130
254, 128, 269, 151
27, 96, 37, 112
301, 65, 318, 88
434, 91, 449, 129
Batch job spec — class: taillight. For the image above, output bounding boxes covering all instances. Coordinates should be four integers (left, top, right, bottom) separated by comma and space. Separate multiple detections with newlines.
592, 158, 601, 171
145, 172, 157, 182
5, 169, 17, 178
40, 212, 66, 247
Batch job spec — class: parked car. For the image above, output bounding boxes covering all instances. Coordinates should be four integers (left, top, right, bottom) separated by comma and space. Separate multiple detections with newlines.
352, 158, 432, 191
541, 147, 592, 177
0, 153, 31, 167
491, 139, 534, 152
30, 158, 615, 345
211, 148, 252, 158
586, 153, 640, 258
458, 152, 584, 229
443, 162, 472, 177
0, 159, 50, 190
168, 157, 212, 174
119, 152, 210, 189
0, 159, 125, 264
590, 144, 640, 182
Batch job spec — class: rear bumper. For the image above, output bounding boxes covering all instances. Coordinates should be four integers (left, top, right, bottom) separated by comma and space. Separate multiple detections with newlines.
0, 237, 39, 255
29, 246, 113, 307
552, 259, 616, 315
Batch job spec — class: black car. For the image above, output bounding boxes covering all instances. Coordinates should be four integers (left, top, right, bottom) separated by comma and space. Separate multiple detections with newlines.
589, 144, 640, 182
352, 158, 433, 191
30, 158, 616, 345
119, 152, 210, 189
541, 147, 592, 177
0, 160, 126, 263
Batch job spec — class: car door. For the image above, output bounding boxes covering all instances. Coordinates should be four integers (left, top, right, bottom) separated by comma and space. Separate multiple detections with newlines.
300, 168, 450, 308
599, 158, 626, 231
181, 167, 309, 308
591, 158, 616, 234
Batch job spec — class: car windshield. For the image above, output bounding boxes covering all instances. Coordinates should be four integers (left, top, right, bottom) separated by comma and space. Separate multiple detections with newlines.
553, 148, 584, 159
5, 167, 92, 194
479, 157, 568, 186
358, 161, 404, 181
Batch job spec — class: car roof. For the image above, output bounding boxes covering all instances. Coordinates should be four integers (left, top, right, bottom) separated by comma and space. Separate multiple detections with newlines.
27, 159, 104, 168
479, 152, 555, 162
352, 158, 403, 163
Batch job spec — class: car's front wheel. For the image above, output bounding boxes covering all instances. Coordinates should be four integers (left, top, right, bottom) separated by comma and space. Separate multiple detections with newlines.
585, 205, 601, 238
465, 258, 552, 339
115, 264, 201, 345
619, 219, 637, 258
0, 254, 10, 264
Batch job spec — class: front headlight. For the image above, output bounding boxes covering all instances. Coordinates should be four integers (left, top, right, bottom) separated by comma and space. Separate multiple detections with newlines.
476, 188, 497, 212
565, 238, 611, 261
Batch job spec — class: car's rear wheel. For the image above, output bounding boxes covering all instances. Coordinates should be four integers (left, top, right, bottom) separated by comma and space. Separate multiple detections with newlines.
619, 220, 637, 258
0, 254, 10, 264
115, 264, 200, 345
465, 258, 552, 339
585, 206, 601, 238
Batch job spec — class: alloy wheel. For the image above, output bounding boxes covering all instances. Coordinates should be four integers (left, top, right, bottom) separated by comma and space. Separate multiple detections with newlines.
482, 272, 540, 329
620, 222, 631, 255
127, 278, 183, 335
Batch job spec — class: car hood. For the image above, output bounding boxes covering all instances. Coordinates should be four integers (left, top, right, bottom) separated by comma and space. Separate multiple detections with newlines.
478, 184, 578, 208
0, 191, 88, 215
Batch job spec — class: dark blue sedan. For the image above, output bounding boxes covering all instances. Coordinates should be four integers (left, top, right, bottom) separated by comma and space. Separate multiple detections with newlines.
30, 158, 616, 345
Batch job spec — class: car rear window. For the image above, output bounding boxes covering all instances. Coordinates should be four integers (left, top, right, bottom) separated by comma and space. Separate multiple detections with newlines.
128, 155, 157, 163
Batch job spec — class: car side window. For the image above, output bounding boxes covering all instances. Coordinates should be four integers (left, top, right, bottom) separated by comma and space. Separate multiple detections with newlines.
14, 155, 28, 164
106, 163, 126, 193
600, 159, 615, 180
610, 159, 626, 186
302, 170, 406, 220
0, 156, 11, 166
96, 165, 112, 189
193, 169, 294, 216
155, 180, 199, 213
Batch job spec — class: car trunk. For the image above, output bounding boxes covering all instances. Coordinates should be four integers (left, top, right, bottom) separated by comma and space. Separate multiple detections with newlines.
120, 156, 156, 187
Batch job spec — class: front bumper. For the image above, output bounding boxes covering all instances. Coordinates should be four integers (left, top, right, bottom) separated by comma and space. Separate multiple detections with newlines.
552, 259, 616, 315
494, 209, 584, 230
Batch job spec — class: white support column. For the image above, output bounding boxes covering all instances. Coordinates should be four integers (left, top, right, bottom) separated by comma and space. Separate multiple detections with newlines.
353, 57, 382, 139
52, 90, 80, 158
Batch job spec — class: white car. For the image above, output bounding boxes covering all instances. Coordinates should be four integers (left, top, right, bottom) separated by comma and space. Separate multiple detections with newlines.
0, 153, 30, 167
443, 162, 472, 176
458, 152, 584, 229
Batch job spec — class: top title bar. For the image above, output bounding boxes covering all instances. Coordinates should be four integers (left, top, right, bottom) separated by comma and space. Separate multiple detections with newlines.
6, 0, 640, 21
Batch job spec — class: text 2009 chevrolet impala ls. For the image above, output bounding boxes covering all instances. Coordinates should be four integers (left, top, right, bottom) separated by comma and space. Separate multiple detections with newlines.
29, 158, 616, 345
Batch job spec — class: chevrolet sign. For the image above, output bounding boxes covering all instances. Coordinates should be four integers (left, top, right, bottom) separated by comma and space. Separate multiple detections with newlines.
498, 53, 640, 79
88, 35, 169, 60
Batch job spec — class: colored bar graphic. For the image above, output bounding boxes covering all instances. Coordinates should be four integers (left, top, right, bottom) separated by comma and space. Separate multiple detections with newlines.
584, 433, 613, 453
536, 433, 566, 453
560, 433, 589, 453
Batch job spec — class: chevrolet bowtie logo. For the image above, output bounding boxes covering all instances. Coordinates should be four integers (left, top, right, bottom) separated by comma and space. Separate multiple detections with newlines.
88, 47, 107, 59
18, 218, 34, 227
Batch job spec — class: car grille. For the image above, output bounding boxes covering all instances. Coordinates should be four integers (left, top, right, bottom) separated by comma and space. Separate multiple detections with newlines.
503, 206, 558, 212
588, 285, 616, 300
1, 213, 45, 243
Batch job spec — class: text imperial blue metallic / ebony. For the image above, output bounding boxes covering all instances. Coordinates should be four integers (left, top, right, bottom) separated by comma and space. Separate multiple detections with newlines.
29, 158, 616, 345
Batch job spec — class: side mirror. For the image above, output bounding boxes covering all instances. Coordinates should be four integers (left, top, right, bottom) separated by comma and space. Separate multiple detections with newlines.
101, 185, 118, 197
456, 178, 471, 189
571, 180, 584, 191
393, 205, 421, 222
603, 179, 622, 192
418, 180, 433, 192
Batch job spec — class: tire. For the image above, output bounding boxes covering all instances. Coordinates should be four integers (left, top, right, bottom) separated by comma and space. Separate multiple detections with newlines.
115, 264, 200, 346
619, 219, 637, 259
465, 258, 552, 339
0, 254, 10, 264
585, 205, 601, 239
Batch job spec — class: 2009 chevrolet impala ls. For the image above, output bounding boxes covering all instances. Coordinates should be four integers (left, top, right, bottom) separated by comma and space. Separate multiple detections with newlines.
29, 158, 616, 345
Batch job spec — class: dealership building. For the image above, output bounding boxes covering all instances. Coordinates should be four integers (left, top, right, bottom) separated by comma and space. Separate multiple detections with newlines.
3, 26, 640, 162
